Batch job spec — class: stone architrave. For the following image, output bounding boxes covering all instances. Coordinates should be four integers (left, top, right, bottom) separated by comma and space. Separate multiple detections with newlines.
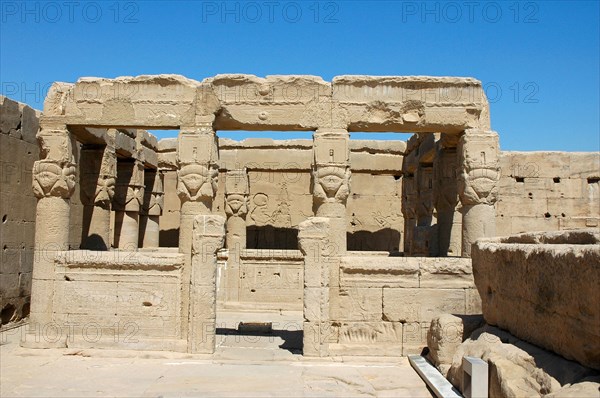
458, 130, 500, 257
140, 170, 164, 247
188, 215, 225, 354
402, 150, 418, 255
80, 143, 117, 250
25, 128, 76, 347
113, 159, 144, 249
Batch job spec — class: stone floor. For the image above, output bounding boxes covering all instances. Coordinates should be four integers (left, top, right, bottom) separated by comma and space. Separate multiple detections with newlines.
1, 311, 433, 397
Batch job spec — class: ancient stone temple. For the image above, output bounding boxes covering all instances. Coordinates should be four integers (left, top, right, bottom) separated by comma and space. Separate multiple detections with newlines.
1, 75, 598, 371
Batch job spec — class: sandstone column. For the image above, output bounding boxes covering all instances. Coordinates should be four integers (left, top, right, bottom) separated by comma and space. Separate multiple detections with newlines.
414, 163, 436, 256
434, 134, 462, 256
113, 159, 144, 250
139, 170, 164, 248
298, 217, 333, 357
224, 169, 249, 303
25, 128, 76, 347
177, 123, 219, 339
188, 215, 225, 354
402, 148, 419, 255
312, 129, 350, 256
458, 130, 500, 257
80, 143, 116, 250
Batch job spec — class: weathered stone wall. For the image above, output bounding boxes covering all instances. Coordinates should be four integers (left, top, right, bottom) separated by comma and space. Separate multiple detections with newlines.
216, 249, 304, 311
496, 152, 600, 235
0, 96, 39, 325
325, 256, 480, 356
472, 230, 600, 370
21, 249, 187, 351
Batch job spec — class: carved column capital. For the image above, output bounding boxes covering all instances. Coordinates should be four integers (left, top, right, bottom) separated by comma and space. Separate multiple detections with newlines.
224, 169, 249, 216
177, 164, 219, 202
312, 165, 351, 206
80, 146, 117, 208
312, 129, 351, 208
33, 129, 77, 199
177, 128, 219, 204
142, 171, 165, 216
113, 160, 145, 212
32, 160, 77, 199
458, 130, 500, 206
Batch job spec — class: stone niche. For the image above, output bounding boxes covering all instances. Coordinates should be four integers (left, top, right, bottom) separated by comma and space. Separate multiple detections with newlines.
472, 229, 600, 370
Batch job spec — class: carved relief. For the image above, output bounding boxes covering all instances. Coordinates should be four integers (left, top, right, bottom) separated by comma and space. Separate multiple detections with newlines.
312, 166, 351, 205
32, 161, 77, 199
247, 185, 294, 228
248, 193, 270, 226
271, 183, 292, 228
458, 131, 500, 206
177, 163, 218, 202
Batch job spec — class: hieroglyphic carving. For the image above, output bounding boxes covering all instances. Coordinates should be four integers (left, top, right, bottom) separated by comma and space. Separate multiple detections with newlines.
248, 193, 270, 226
458, 131, 500, 206
247, 185, 294, 228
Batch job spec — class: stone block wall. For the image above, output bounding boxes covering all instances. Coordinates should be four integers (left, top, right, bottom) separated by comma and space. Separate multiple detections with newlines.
496, 152, 600, 235
21, 250, 187, 351
0, 96, 39, 325
216, 249, 304, 311
327, 256, 479, 356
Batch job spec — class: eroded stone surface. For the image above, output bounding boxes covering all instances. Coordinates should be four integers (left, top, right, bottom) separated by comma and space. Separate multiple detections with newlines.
473, 230, 600, 370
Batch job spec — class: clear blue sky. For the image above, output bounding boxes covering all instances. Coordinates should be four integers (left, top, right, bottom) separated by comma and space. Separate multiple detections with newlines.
1, 0, 598, 151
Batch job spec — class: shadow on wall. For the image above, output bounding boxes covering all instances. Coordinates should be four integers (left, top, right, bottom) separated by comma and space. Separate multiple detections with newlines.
160, 229, 180, 247
247, 226, 299, 250
347, 228, 401, 253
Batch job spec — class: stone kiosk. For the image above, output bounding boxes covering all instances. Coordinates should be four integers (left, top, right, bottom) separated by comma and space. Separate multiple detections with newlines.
22, 74, 506, 354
